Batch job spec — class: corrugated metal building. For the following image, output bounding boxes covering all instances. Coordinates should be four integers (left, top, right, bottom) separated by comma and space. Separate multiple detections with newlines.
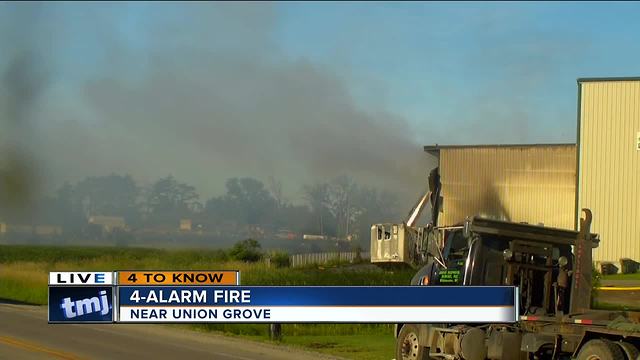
424, 144, 577, 229
577, 77, 640, 263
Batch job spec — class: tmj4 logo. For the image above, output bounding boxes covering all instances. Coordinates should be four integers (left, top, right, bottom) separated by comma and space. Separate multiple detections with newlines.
60, 290, 110, 318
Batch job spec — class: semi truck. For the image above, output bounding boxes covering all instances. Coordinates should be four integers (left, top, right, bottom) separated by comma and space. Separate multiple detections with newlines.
371, 169, 640, 360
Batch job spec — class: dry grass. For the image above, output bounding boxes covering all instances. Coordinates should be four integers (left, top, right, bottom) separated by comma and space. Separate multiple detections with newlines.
0, 245, 414, 359
0, 262, 49, 304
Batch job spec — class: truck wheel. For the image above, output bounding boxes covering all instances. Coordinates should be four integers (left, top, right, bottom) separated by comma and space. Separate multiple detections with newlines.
616, 342, 639, 360
577, 339, 625, 360
396, 324, 431, 360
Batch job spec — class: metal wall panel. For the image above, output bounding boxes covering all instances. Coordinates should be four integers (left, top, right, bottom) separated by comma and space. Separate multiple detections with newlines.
578, 80, 640, 263
438, 145, 576, 229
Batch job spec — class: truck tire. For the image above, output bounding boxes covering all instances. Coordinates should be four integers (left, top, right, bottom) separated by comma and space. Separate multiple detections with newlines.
616, 342, 639, 360
396, 324, 431, 360
576, 339, 625, 360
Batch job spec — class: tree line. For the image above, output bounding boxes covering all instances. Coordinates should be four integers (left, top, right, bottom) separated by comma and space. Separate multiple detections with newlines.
2, 174, 403, 247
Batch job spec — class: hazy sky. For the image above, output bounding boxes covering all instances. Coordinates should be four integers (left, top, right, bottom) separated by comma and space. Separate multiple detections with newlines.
1, 2, 639, 203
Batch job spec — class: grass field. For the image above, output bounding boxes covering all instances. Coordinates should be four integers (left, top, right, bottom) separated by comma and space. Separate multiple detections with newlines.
3, 245, 637, 360
602, 273, 640, 281
592, 301, 640, 312
264, 334, 394, 360
0, 244, 411, 360
195, 326, 396, 360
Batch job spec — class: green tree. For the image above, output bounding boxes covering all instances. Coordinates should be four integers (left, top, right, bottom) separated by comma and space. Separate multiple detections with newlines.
146, 175, 199, 222
302, 183, 331, 236
352, 186, 401, 247
73, 174, 140, 224
206, 177, 275, 225
327, 176, 359, 239
229, 239, 263, 262
269, 251, 290, 268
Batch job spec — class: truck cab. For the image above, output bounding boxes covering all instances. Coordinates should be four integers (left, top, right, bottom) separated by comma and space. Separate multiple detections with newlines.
413, 217, 578, 314
391, 212, 635, 360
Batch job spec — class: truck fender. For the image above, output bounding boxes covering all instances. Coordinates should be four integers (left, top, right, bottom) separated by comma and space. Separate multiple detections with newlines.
521, 332, 556, 353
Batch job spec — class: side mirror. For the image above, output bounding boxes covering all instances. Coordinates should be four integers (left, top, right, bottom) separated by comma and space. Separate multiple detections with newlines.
420, 226, 439, 258
463, 217, 472, 239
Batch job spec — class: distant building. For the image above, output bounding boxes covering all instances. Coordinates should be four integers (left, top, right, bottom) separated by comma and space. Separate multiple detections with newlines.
303, 234, 328, 241
7, 225, 33, 234
88, 216, 126, 232
275, 229, 296, 240
34, 225, 62, 236
179, 219, 192, 231
246, 225, 265, 239
2, 224, 61, 235
137, 225, 173, 235
303, 234, 355, 242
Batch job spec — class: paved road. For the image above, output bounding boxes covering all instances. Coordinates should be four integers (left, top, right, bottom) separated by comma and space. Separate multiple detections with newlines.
0, 303, 339, 360
597, 280, 640, 308
601, 279, 640, 288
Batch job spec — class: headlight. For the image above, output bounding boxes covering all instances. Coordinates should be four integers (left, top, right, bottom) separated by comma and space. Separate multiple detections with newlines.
419, 276, 430, 285
503, 249, 513, 260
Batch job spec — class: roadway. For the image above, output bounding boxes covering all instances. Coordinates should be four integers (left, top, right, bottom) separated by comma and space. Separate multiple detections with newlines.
0, 303, 340, 360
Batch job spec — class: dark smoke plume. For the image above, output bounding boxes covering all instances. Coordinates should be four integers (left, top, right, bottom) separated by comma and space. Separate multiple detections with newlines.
0, 4, 50, 211
1, 3, 428, 207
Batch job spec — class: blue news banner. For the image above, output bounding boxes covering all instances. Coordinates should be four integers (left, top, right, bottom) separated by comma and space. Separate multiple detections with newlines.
117, 286, 518, 323
47, 271, 517, 323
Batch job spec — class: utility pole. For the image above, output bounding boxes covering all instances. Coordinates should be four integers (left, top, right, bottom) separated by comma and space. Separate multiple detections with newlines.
269, 323, 282, 341
345, 193, 349, 239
